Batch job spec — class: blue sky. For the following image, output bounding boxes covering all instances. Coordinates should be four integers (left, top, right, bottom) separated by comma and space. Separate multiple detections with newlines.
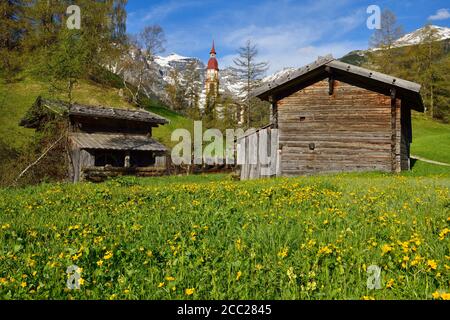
126, 0, 450, 74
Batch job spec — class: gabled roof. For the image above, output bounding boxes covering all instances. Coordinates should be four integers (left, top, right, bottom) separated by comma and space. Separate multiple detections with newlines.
253, 55, 424, 112
70, 133, 167, 152
69, 104, 168, 125
20, 97, 169, 129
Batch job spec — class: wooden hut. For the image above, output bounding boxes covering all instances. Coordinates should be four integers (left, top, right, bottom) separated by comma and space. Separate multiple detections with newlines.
239, 55, 424, 179
20, 98, 169, 182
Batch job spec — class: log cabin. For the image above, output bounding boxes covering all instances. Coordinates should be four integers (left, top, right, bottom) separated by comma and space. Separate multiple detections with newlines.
240, 55, 424, 179
20, 97, 169, 182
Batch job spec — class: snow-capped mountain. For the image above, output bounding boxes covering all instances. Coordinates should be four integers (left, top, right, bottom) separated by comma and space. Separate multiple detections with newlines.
152, 53, 247, 102
394, 25, 450, 47
119, 25, 450, 105
263, 68, 296, 83
150, 53, 298, 103
341, 25, 450, 65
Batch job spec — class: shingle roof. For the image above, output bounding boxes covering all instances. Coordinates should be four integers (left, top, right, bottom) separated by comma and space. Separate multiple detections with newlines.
70, 133, 167, 152
69, 104, 168, 124
253, 54, 424, 111
20, 97, 169, 129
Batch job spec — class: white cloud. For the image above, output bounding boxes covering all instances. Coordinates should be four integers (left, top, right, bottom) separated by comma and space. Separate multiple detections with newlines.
216, 5, 366, 74
220, 41, 366, 75
428, 8, 450, 21
134, 0, 369, 75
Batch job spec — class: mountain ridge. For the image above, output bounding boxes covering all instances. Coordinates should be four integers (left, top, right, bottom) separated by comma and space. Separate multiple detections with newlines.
121, 25, 450, 104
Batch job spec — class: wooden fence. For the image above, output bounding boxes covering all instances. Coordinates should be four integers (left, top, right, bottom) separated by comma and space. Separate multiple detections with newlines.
237, 126, 280, 180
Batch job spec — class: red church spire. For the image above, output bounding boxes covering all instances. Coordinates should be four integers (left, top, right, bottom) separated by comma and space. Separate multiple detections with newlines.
210, 40, 216, 55
207, 40, 219, 70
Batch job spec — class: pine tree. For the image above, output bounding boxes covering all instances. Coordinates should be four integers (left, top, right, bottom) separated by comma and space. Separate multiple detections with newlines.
433, 54, 450, 122
415, 25, 445, 118
0, 0, 27, 81
46, 28, 88, 103
231, 40, 269, 128
184, 60, 201, 119
388, 24, 448, 120
165, 67, 185, 112
111, 0, 128, 43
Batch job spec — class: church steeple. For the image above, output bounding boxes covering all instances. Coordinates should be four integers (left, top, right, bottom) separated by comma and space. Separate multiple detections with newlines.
210, 40, 216, 55
206, 40, 219, 97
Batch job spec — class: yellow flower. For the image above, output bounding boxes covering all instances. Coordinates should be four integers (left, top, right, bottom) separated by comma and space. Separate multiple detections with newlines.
235, 239, 242, 251
1, 223, 10, 230
278, 247, 289, 258
71, 252, 82, 261
386, 278, 395, 289
0, 278, 7, 284
432, 291, 441, 299
381, 244, 393, 255
427, 260, 438, 270
318, 245, 332, 255
165, 276, 175, 281
103, 251, 113, 260
96, 260, 104, 267
124, 289, 130, 294
236, 271, 242, 281
109, 294, 118, 300
21, 282, 27, 288
401, 256, 410, 268
362, 296, 375, 300
158, 282, 165, 288
185, 288, 195, 296
79, 278, 85, 286
438, 228, 450, 241
411, 255, 422, 267
441, 293, 450, 300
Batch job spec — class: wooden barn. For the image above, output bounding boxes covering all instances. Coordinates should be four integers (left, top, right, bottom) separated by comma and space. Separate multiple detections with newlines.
239, 55, 424, 179
20, 98, 169, 182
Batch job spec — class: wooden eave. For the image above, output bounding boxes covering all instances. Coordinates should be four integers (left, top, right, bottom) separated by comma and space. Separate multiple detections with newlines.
253, 55, 424, 112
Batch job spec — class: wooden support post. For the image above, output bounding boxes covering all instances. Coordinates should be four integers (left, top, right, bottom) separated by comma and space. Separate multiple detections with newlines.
390, 88, 399, 173
328, 76, 335, 95
325, 66, 334, 95
269, 96, 278, 128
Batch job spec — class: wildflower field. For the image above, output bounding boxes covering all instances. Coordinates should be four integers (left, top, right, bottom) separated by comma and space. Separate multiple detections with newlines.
0, 172, 449, 300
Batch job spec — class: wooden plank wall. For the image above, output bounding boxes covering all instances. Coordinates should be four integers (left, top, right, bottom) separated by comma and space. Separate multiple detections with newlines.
239, 128, 280, 180
277, 79, 402, 175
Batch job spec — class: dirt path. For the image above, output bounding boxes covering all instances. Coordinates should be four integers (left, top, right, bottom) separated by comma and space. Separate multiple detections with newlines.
411, 155, 450, 167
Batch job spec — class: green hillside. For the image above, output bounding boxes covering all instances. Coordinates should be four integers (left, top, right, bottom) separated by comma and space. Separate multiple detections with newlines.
0, 76, 193, 151
411, 112, 450, 164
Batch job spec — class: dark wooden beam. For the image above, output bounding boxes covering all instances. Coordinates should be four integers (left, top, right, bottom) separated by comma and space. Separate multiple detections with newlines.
390, 87, 397, 100
328, 75, 335, 95
325, 66, 335, 95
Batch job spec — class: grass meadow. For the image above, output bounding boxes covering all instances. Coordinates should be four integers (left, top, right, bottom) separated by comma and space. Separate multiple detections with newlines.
0, 170, 449, 300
